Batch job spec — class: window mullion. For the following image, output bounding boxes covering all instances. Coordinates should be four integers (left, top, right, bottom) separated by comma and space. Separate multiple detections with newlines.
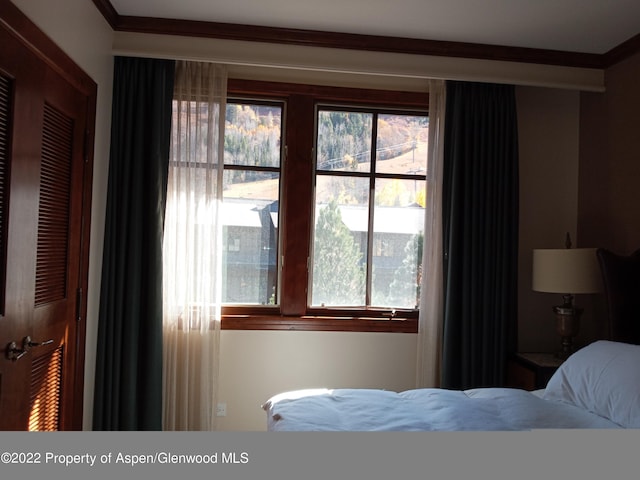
280, 94, 315, 315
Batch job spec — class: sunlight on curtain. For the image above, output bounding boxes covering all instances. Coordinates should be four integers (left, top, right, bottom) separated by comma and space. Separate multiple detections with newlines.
163, 61, 227, 430
416, 79, 446, 388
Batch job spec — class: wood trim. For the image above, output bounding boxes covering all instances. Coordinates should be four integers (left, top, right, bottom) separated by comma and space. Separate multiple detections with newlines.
228, 79, 429, 107
73, 87, 96, 431
0, 73, 10, 316
279, 93, 314, 316
222, 315, 418, 333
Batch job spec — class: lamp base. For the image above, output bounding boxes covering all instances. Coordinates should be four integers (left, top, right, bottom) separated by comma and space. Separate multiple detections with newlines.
553, 305, 582, 359
554, 343, 573, 360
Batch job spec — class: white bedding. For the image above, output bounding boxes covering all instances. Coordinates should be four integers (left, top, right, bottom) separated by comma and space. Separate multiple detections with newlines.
264, 341, 640, 431
263, 387, 620, 431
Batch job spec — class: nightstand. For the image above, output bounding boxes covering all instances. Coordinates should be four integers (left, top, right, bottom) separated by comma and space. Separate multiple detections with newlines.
506, 352, 564, 390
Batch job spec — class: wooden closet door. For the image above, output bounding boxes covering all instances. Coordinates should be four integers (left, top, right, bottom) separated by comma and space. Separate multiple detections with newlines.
0, 8, 94, 431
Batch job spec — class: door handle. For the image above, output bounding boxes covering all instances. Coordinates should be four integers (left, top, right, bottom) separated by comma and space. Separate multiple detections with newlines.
23, 336, 54, 350
4, 337, 54, 362
5, 341, 27, 362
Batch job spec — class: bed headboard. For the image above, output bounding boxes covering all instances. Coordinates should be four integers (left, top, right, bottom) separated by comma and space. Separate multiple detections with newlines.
596, 248, 640, 345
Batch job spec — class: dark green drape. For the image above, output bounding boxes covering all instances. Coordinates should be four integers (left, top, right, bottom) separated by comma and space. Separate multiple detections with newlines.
93, 57, 175, 430
441, 81, 519, 390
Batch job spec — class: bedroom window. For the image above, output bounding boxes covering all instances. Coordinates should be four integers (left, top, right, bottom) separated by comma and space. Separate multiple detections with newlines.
310, 107, 428, 310
221, 80, 428, 332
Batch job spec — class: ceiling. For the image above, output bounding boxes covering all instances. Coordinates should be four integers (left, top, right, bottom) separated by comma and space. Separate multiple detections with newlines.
108, 0, 640, 55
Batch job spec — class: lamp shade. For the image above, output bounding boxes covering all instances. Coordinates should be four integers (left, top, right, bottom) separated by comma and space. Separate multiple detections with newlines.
532, 248, 602, 294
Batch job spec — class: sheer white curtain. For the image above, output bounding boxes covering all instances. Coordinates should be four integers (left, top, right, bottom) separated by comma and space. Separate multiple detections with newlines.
416, 79, 446, 388
163, 61, 227, 430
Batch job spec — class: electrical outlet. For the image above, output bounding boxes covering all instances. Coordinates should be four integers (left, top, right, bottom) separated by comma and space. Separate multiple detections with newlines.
216, 402, 227, 417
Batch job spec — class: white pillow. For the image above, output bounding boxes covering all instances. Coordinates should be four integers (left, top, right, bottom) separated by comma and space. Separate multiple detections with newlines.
543, 340, 640, 428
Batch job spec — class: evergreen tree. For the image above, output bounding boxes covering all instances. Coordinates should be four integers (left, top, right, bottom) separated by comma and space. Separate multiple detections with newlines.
387, 233, 423, 308
312, 200, 365, 306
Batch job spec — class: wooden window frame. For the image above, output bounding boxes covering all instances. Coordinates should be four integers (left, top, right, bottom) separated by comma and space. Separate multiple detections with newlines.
221, 79, 428, 333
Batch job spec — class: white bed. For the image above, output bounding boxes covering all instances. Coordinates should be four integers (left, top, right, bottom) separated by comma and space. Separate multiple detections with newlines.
264, 248, 640, 431
263, 340, 640, 431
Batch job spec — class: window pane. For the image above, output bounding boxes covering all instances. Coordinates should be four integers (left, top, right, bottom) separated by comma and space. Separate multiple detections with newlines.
222, 171, 279, 304
376, 114, 428, 175
222, 101, 282, 305
316, 110, 373, 172
311, 176, 369, 306
371, 179, 426, 308
225, 103, 281, 168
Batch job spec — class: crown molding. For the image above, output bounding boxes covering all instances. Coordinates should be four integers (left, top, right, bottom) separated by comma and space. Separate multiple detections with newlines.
603, 32, 640, 68
92, 0, 640, 70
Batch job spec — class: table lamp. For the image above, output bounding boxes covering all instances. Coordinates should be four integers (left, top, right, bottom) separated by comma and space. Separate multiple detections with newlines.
532, 245, 602, 358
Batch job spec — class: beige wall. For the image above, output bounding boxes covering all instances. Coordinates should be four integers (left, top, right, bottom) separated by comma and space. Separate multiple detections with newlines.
217, 331, 417, 430
515, 87, 585, 352
579, 51, 640, 255
11, 0, 619, 431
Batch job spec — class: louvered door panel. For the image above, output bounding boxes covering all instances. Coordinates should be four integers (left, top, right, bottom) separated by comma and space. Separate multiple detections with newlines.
28, 346, 63, 431
35, 103, 73, 306
0, 73, 11, 314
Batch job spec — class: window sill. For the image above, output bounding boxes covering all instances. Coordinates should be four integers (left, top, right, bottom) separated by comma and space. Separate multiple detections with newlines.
221, 314, 418, 333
